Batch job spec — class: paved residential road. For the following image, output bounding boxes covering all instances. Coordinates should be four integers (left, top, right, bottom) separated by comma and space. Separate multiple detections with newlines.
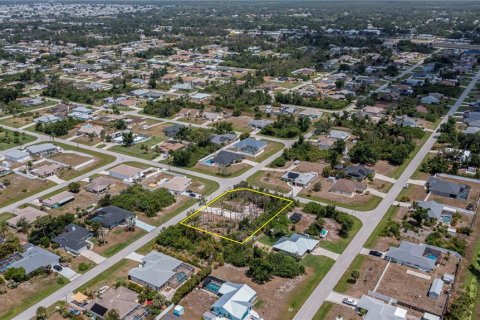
292, 68, 480, 320
6, 56, 477, 320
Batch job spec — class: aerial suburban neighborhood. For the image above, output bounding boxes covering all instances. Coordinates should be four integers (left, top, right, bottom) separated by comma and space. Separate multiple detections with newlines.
0, 1, 480, 320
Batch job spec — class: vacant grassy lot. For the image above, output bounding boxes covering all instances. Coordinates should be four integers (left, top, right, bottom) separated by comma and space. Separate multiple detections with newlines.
0, 273, 69, 320
109, 136, 163, 160
0, 128, 36, 150
0, 174, 56, 209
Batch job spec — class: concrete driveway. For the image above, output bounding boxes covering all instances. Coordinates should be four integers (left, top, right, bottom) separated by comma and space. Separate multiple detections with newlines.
135, 218, 156, 232
326, 291, 358, 309
56, 267, 80, 281
80, 250, 106, 264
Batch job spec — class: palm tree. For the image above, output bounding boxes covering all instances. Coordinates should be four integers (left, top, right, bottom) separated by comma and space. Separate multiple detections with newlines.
35, 306, 47, 320
152, 293, 167, 309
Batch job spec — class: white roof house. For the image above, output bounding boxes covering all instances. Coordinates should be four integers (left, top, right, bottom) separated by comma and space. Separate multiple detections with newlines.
272, 233, 319, 257
207, 282, 258, 320
327, 129, 349, 140
356, 295, 407, 320
4, 149, 31, 162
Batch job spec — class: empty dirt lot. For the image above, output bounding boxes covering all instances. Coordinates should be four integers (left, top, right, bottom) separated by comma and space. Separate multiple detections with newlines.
376, 263, 448, 316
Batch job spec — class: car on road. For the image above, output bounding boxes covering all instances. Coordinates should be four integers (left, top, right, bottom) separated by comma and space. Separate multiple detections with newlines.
369, 250, 383, 257
342, 298, 356, 306
293, 160, 301, 165
53, 265, 63, 272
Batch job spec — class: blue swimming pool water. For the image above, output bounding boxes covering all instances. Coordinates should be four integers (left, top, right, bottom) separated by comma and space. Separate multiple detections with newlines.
202, 158, 215, 166
427, 254, 437, 260
442, 215, 452, 224
205, 282, 221, 293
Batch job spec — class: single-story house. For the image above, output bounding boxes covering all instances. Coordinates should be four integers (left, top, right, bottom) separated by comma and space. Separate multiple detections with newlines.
128, 251, 194, 291
298, 109, 323, 119
108, 164, 144, 183
416, 201, 456, 221
341, 165, 375, 181
329, 178, 366, 197
202, 112, 222, 122
78, 124, 104, 137
163, 124, 185, 138
85, 286, 148, 320
356, 295, 407, 320
32, 163, 64, 178
26, 143, 59, 157
190, 92, 211, 101
426, 176, 470, 200
4, 149, 31, 163
421, 95, 440, 105
210, 133, 237, 145
156, 141, 185, 155
85, 176, 115, 194
394, 115, 418, 128
231, 138, 267, 156
384, 241, 450, 272
7, 207, 48, 228
210, 151, 245, 166
52, 223, 92, 255
327, 129, 349, 140
204, 282, 258, 320
281, 171, 318, 187
363, 106, 384, 117
177, 108, 200, 118
428, 278, 444, 300
90, 206, 134, 229
3, 244, 60, 275
41, 191, 75, 208
34, 114, 61, 124
158, 176, 191, 194
272, 233, 319, 257
248, 119, 272, 129
317, 137, 337, 150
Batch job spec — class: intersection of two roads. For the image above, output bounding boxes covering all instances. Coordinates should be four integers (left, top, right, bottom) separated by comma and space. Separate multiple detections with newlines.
4, 66, 479, 320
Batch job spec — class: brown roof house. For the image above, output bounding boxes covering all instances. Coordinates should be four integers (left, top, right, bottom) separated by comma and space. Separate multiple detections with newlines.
7, 207, 48, 228
329, 178, 367, 197
85, 286, 148, 320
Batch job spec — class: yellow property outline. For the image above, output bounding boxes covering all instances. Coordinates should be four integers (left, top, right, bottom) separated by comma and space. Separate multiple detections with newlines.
180, 187, 293, 244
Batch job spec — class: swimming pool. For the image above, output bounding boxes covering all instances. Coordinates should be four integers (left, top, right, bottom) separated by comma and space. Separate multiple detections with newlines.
202, 158, 215, 166
441, 215, 452, 224
205, 282, 221, 294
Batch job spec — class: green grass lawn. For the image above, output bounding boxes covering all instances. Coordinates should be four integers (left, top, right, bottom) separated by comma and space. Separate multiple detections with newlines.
0, 129, 36, 150
0, 275, 69, 320
0, 212, 13, 224
108, 136, 163, 160
391, 133, 431, 179
364, 206, 398, 248
334, 254, 365, 293
246, 171, 291, 193
257, 234, 276, 246
319, 216, 362, 254
312, 301, 334, 320
282, 255, 335, 319
102, 230, 148, 257
299, 193, 382, 212
76, 259, 129, 293
187, 163, 253, 178
253, 141, 285, 162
